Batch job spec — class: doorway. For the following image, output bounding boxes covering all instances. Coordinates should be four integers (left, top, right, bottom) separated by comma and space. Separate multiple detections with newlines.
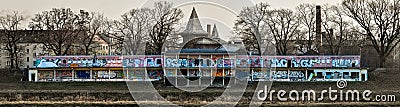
31, 74, 36, 81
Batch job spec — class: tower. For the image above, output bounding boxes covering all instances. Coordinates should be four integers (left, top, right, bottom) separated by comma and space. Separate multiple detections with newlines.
316, 5, 323, 54
211, 24, 219, 38
180, 7, 208, 43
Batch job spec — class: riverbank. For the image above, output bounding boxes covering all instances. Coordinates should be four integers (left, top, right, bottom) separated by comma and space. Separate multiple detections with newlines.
0, 68, 399, 106
1, 101, 399, 107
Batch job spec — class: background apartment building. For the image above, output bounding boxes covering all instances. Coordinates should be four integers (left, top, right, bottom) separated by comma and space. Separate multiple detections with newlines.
0, 30, 119, 69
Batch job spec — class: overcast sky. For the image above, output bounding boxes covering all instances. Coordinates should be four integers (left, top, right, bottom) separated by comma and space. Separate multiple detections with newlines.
0, 0, 341, 41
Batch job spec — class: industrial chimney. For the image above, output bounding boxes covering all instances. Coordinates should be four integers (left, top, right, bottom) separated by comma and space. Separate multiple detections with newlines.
316, 5, 323, 54
316, 5, 321, 41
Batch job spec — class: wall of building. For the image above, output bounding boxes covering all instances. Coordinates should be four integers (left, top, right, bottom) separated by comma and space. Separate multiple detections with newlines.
0, 43, 45, 69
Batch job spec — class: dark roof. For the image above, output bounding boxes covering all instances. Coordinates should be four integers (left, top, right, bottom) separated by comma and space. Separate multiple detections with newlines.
98, 34, 111, 44
0, 30, 86, 43
189, 7, 198, 19
0, 30, 39, 43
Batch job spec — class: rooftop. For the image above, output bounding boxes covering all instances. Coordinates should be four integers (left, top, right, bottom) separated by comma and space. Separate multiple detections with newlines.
180, 7, 208, 35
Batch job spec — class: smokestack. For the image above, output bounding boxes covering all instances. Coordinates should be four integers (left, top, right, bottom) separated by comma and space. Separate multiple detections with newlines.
207, 24, 211, 36
316, 5, 323, 54
316, 5, 321, 38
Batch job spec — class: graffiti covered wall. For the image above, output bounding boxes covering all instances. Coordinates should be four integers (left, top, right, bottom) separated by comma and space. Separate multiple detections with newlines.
36, 55, 361, 68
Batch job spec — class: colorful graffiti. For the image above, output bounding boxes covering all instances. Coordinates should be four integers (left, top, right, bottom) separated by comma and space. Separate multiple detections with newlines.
76, 71, 90, 79
38, 71, 53, 79
262, 56, 360, 68
147, 70, 163, 79
252, 71, 270, 80
36, 55, 361, 68
36, 56, 121, 68
127, 69, 146, 80
289, 71, 306, 81
272, 71, 288, 80
165, 70, 176, 76
270, 58, 288, 67
202, 69, 212, 76
271, 71, 306, 81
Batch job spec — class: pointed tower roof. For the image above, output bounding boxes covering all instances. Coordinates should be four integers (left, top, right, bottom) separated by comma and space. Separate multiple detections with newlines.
211, 24, 219, 38
180, 7, 208, 35
190, 7, 198, 19
210, 24, 228, 44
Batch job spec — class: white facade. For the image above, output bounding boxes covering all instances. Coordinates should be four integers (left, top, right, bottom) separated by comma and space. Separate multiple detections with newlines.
0, 43, 46, 69
93, 35, 115, 55
0, 36, 117, 69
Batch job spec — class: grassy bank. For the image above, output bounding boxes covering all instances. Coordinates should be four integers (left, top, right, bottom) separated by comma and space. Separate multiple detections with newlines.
0, 68, 399, 106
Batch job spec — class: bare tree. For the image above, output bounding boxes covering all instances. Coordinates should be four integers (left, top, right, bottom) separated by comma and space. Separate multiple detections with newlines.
108, 21, 125, 55
163, 27, 183, 52
0, 11, 25, 70
234, 2, 270, 55
321, 5, 344, 55
78, 10, 110, 55
295, 3, 317, 54
29, 8, 84, 55
265, 9, 300, 55
115, 8, 153, 55
342, 0, 400, 67
321, 5, 364, 55
146, 1, 183, 55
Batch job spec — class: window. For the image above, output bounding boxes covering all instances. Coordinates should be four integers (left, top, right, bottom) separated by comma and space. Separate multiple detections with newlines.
316, 72, 323, 78
156, 59, 162, 64
6, 61, 11, 66
27, 49, 29, 53
27, 57, 30, 62
194, 59, 200, 66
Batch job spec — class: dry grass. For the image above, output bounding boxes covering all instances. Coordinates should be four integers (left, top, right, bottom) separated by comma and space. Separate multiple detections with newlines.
0, 68, 399, 106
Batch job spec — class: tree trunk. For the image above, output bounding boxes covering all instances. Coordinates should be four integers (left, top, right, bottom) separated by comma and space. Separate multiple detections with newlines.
85, 46, 90, 55
379, 54, 386, 68
10, 53, 15, 69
